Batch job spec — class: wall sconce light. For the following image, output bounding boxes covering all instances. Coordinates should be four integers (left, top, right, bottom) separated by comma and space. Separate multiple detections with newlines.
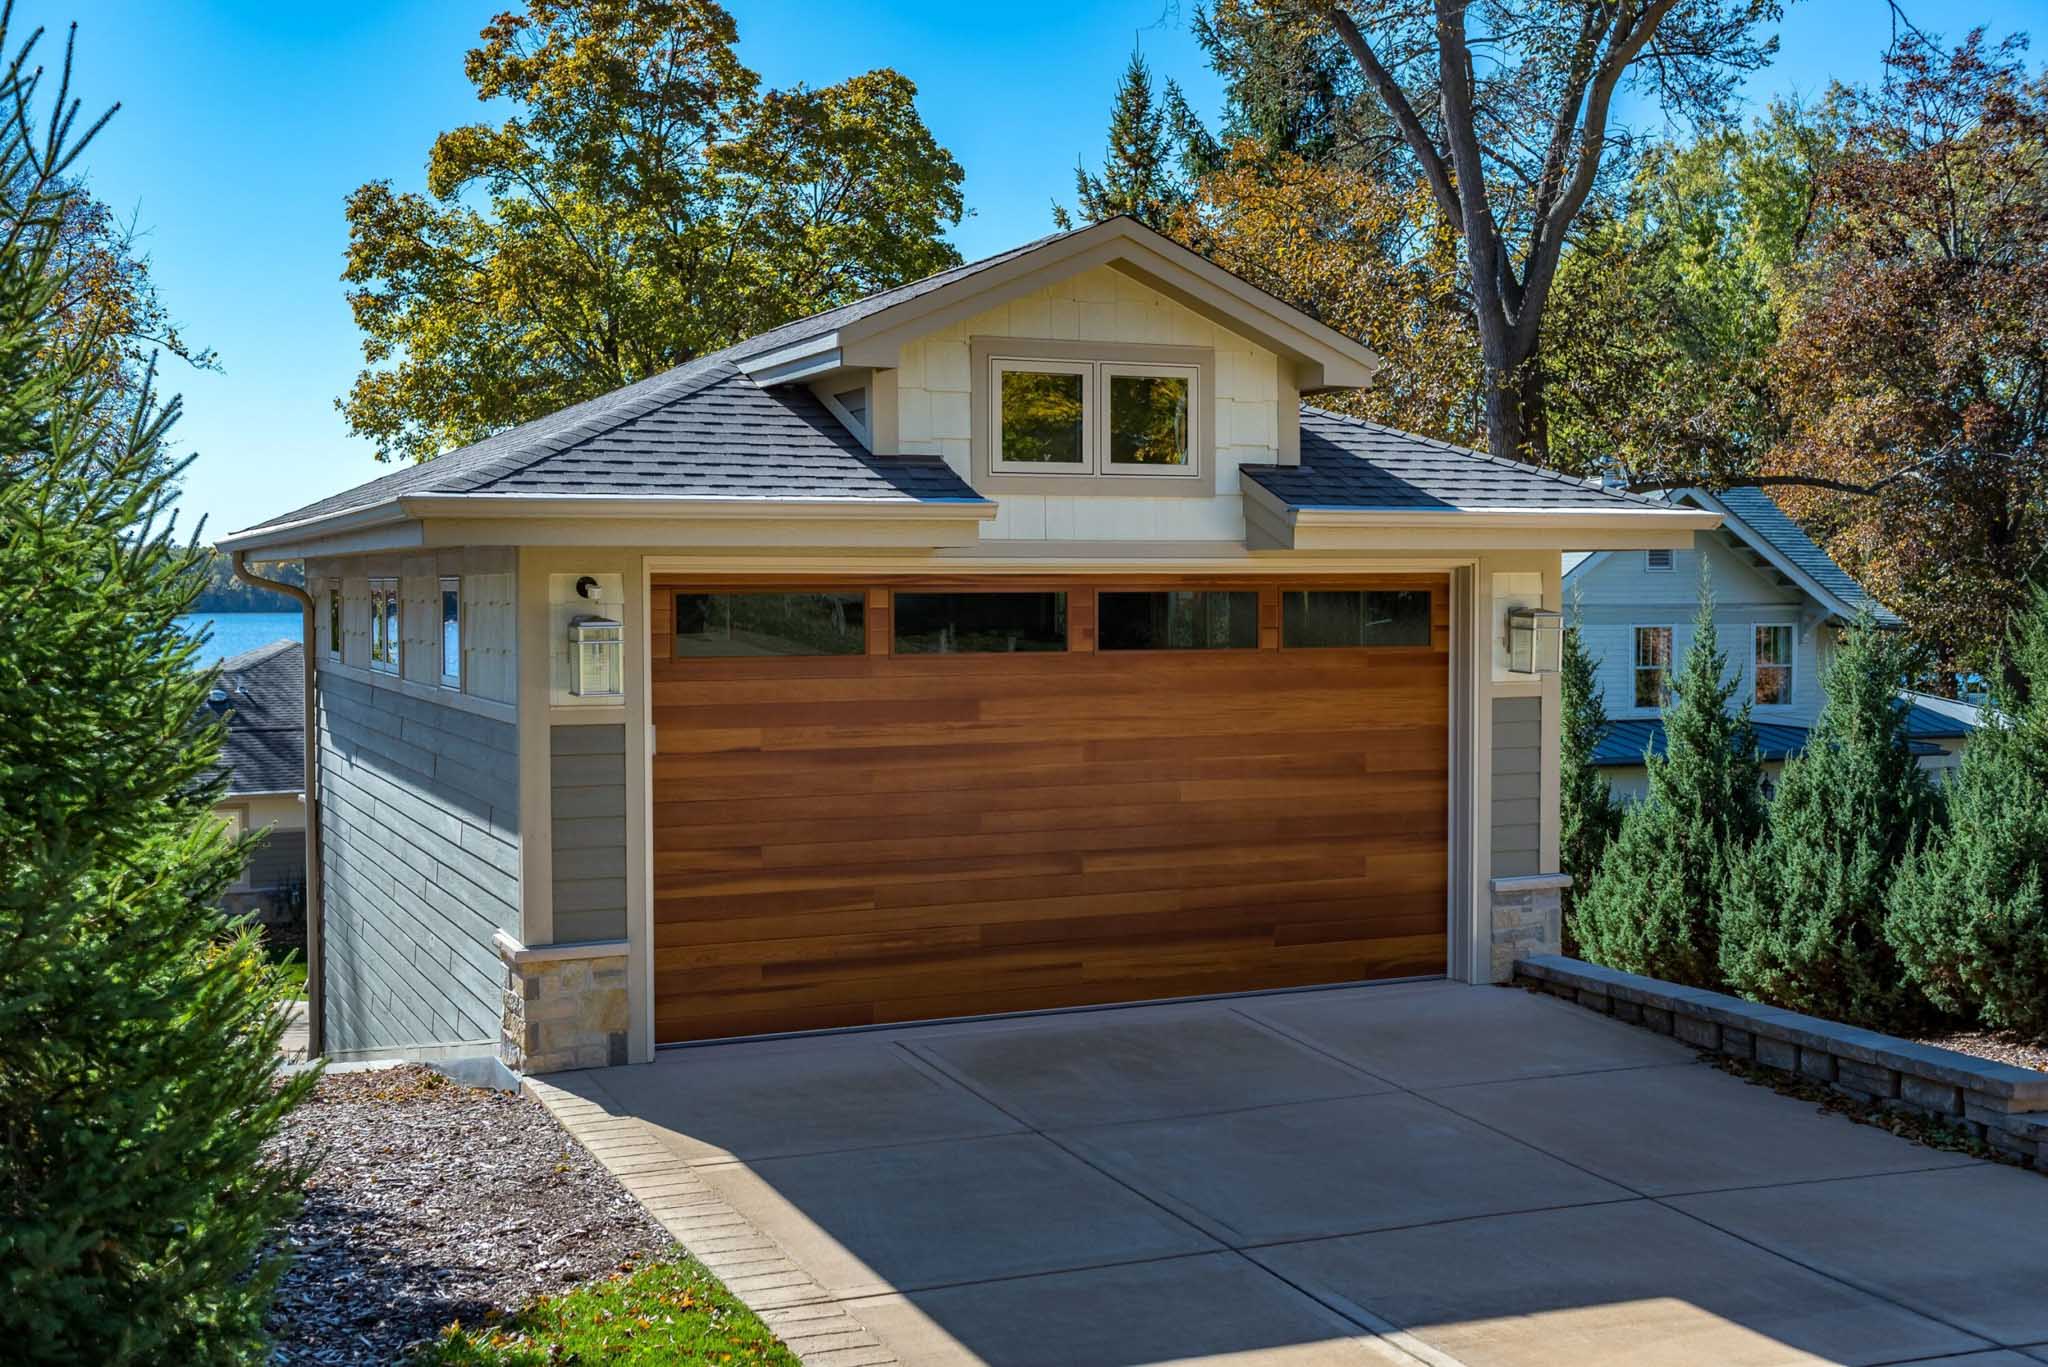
568, 614, 624, 697
1507, 606, 1564, 676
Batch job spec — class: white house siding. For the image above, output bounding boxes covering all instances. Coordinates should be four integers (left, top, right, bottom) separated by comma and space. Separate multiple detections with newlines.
1568, 534, 1826, 728
892, 264, 1283, 542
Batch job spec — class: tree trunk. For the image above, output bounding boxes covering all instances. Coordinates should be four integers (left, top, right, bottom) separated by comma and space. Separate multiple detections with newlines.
1483, 347, 1547, 464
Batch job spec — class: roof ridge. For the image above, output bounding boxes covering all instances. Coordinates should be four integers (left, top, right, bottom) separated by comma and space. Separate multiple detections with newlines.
215, 638, 301, 671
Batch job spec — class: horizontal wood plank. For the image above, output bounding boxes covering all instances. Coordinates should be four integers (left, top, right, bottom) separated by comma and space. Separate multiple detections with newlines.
652, 574, 1450, 1042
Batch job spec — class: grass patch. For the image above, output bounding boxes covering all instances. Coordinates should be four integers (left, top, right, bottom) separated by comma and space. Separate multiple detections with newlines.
414, 1257, 800, 1366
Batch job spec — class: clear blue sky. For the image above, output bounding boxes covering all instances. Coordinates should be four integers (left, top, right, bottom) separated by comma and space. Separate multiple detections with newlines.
21, 0, 2047, 539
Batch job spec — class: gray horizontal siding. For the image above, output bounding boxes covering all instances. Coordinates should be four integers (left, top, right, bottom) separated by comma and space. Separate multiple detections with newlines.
1491, 694, 1542, 878
318, 673, 519, 1054
551, 724, 628, 944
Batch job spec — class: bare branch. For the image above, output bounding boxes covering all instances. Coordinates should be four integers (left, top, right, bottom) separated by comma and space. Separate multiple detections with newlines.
1324, 5, 1463, 226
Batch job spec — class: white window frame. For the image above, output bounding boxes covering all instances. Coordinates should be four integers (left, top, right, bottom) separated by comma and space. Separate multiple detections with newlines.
1633, 624, 1674, 709
1645, 549, 1675, 573
438, 575, 462, 689
990, 357, 1095, 474
1099, 361, 1201, 477
1752, 622, 1795, 707
325, 580, 341, 660
369, 576, 400, 675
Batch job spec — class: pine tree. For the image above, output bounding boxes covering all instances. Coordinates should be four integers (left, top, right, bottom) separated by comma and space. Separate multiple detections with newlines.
1572, 577, 1766, 986
0, 20, 312, 1363
1559, 606, 1621, 928
1719, 622, 1934, 1025
1054, 50, 1188, 231
1888, 590, 2048, 1038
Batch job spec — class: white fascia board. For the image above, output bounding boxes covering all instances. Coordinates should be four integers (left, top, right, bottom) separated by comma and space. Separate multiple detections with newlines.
735, 338, 844, 385
220, 491, 996, 558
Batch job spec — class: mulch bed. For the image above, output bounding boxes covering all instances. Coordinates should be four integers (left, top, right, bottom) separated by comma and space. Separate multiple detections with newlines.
1916, 1029, 2048, 1074
266, 1065, 674, 1366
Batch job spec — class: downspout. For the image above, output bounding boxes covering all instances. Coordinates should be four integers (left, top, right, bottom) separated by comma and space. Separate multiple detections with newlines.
230, 551, 324, 1057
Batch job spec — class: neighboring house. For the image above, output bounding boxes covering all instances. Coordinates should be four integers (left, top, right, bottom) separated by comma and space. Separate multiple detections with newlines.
1565, 486, 1981, 800
218, 216, 1714, 1071
207, 639, 308, 920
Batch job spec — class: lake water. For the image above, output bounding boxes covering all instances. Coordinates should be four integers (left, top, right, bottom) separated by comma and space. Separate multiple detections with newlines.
177, 612, 302, 668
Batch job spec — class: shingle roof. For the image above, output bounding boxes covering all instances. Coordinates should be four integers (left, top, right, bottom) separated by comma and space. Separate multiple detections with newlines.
1592, 716, 1941, 767
204, 640, 305, 796
234, 230, 1089, 536
1242, 410, 1670, 512
1900, 692, 1983, 740
1714, 487, 1900, 625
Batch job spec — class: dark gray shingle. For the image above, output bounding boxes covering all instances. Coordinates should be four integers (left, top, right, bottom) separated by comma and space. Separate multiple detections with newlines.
1243, 409, 1668, 512
1715, 486, 1900, 624
205, 639, 305, 796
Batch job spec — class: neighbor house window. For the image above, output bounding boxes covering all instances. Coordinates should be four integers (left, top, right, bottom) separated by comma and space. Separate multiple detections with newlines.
1754, 624, 1794, 705
439, 576, 461, 687
1281, 590, 1431, 648
894, 592, 1067, 654
1099, 591, 1257, 650
1646, 549, 1674, 572
1634, 626, 1673, 708
325, 580, 340, 660
674, 591, 865, 657
990, 355, 1200, 477
369, 577, 399, 675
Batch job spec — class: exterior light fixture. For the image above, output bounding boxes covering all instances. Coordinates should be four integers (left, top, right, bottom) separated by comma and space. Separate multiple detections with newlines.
568, 615, 624, 697
1507, 606, 1564, 676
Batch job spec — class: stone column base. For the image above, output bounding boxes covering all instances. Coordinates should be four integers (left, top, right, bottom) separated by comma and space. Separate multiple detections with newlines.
1489, 873, 1570, 983
494, 931, 630, 1074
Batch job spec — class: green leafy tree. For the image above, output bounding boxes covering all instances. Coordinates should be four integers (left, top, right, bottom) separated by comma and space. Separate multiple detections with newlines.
0, 19, 311, 1362
1719, 622, 1934, 1025
1888, 590, 2048, 1037
1572, 580, 1766, 986
1055, 50, 1190, 231
1559, 604, 1621, 926
341, 0, 964, 463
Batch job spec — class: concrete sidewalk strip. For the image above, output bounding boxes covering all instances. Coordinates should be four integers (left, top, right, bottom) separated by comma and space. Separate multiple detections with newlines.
524, 1074, 902, 1367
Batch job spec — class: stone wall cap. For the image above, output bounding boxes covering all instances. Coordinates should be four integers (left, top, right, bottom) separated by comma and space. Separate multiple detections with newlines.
1490, 873, 1574, 894
1517, 955, 2048, 1105
494, 929, 631, 967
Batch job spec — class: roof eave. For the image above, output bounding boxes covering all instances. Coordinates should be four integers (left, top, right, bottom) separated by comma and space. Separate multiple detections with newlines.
218, 490, 997, 558
1679, 489, 1883, 625
1245, 484, 1722, 552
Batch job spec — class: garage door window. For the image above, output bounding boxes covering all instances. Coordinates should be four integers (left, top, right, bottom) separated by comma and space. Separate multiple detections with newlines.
1099, 590, 1257, 650
894, 592, 1067, 654
1282, 590, 1431, 647
674, 591, 866, 657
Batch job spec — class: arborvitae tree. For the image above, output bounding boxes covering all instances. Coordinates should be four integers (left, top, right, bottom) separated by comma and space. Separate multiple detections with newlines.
0, 22, 311, 1363
1719, 622, 1934, 1025
1572, 578, 1766, 986
1888, 590, 2048, 1038
1053, 50, 1188, 231
1559, 608, 1621, 927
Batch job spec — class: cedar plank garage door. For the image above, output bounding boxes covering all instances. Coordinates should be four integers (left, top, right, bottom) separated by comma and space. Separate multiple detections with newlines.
652, 576, 1449, 1043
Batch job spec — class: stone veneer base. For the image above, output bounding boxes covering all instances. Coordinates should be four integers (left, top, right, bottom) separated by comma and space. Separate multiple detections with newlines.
1489, 873, 1571, 982
1514, 954, 2048, 1164
496, 932, 630, 1075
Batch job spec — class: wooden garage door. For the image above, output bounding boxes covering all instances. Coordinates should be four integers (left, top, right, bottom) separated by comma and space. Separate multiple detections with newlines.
652, 575, 1449, 1043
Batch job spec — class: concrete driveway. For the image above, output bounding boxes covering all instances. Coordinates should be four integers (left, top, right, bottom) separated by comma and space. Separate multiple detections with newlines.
538, 980, 2048, 1367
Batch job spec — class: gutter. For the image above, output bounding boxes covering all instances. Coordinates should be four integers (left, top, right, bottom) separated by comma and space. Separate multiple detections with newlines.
230, 551, 324, 1059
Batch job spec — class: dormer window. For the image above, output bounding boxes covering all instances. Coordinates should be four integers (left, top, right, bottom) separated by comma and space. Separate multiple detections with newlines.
990, 353, 1198, 477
